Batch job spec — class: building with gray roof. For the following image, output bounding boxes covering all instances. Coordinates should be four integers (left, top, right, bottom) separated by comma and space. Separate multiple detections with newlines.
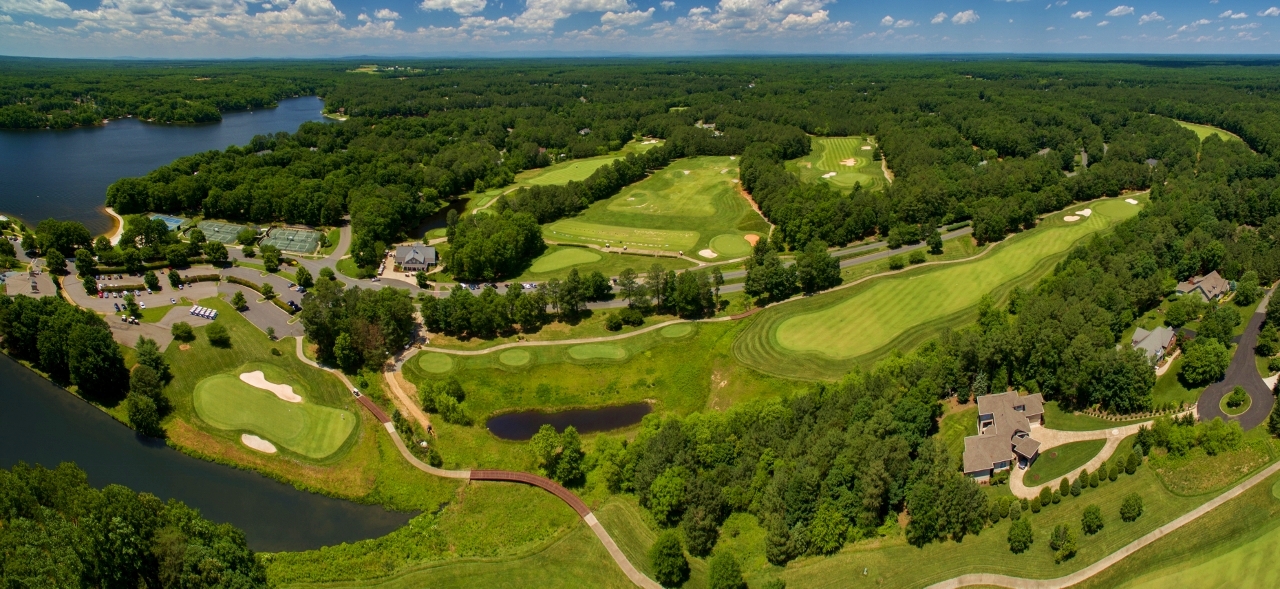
963, 391, 1046, 481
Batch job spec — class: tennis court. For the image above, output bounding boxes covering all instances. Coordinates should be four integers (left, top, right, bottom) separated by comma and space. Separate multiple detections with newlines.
199, 221, 249, 244
261, 227, 321, 254
150, 214, 186, 231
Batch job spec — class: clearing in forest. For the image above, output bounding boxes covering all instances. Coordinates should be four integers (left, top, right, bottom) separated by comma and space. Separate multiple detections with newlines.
1175, 120, 1244, 144
543, 156, 768, 260
193, 362, 356, 459
734, 196, 1144, 380
787, 136, 888, 190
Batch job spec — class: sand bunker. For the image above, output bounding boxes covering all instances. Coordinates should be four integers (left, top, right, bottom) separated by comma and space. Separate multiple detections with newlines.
239, 371, 302, 403
1064, 215, 1081, 222
683, 170, 691, 175
1125, 198, 1139, 205
861, 145, 872, 150
840, 158, 858, 166
721, 168, 729, 173
744, 234, 761, 246
1074, 208, 1093, 217
241, 434, 277, 453
822, 172, 837, 178
698, 249, 718, 259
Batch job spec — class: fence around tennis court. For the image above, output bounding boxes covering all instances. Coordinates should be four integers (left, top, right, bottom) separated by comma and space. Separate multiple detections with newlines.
260, 227, 321, 254
198, 221, 249, 244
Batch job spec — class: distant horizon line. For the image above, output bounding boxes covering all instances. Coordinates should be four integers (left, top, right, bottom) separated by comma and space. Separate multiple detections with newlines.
3, 52, 1280, 63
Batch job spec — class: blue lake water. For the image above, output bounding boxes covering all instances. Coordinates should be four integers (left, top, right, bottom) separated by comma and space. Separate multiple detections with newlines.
0, 96, 324, 235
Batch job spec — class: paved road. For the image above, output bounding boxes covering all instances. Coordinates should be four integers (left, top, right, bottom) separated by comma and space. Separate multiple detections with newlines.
1197, 289, 1276, 430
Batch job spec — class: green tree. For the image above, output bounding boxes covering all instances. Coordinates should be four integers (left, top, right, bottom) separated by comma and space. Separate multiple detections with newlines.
44, 249, 66, 275
74, 248, 96, 276
1198, 305, 1241, 343
1007, 518, 1033, 553
618, 267, 646, 307
647, 467, 687, 526
1180, 338, 1231, 386
1050, 523, 1077, 563
649, 530, 690, 588
121, 247, 143, 274
1268, 290, 1280, 326
807, 500, 850, 555
135, 336, 170, 382
529, 424, 561, 476
320, 266, 335, 281
67, 322, 129, 402
262, 245, 281, 273
795, 240, 841, 294
231, 290, 247, 310
171, 322, 194, 342
1059, 477, 1070, 498
1235, 270, 1263, 307
206, 323, 230, 347
126, 393, 162, 437
165, 243, 188, 268
261, 283, 275, 299
554, 426, 585, 486
202, 240, 228, 263
333, 332, 360, 370
1166, 295, 1206, 328
1082, 504, 1104, 535
708, 552, 747, 589
167, 269, 181, 288
236, 227, 258, 245
415, 270, 430, 289
1120, 493, 1144, 522
1125, 450, 1142, 474
81, 275, 98, 295
1270, 395, 1280, 436
927, 229, 944, 254
143, 270, 159, 291
295, 265, 313, 288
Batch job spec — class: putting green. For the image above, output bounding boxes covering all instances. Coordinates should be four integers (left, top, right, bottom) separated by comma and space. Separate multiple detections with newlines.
528, 248, 602, 273
193, 365, 356, 459
710, 234, 753, 258
660, 323, 693, 338
419, 353, 455, 374
736, 197, 1143, 378
499, 349, 531, 366
568, 344, 627, 360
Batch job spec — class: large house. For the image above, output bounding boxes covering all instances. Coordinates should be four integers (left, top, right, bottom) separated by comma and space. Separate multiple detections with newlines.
1176, 271, 1231, 301
394, 245, 438, 272
963, 392, 1046, 481
1130, 326, 1176, 363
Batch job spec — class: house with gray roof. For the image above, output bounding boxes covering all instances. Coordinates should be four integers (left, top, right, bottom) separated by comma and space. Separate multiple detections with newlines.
1175, 271, 1231, 302
394, 244, 437, 272
1130, 326, 1176, 363
963, 392, 1046, 481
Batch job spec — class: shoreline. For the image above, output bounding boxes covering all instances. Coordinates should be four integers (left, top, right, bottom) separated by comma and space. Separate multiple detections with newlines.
103, 206, 124, 245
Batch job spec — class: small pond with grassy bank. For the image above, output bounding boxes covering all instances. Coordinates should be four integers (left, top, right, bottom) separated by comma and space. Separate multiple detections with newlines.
485, 402, 652, 440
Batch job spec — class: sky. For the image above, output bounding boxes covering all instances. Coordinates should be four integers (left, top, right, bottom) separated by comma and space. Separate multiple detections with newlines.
1, 0, 1279, 58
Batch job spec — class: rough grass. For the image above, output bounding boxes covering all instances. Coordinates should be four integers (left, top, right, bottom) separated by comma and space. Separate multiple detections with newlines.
940, 406, 979, 467
788, 136, 887, 190
1025, 439, 1107, 485
1041, 401, 1150, 431
526, 156, 623, 186
544, 156, 769, 256
567, 343, 627, 360
1150, 431, 1276, 496
736, 197, 1143, 379
527, 247, 602, 273
193, 363, 357, 458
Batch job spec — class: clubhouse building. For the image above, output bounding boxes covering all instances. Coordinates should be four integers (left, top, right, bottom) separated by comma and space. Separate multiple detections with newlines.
962, 392, 1046, 481
394, 244, 438, 272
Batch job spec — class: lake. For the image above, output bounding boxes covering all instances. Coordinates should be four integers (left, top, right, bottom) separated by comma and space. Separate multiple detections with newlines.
486, 402, 652, 441
0, 354, 411, 552
0, 97, 324, 236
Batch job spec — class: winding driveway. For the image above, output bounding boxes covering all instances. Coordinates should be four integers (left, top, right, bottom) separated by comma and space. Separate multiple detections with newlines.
1197, 289, 1276, 430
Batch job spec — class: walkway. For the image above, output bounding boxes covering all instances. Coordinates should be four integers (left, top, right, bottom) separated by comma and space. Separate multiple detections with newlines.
1009, 422, 1153, 499
927, 458, 1280, 589
1197, 289, 1277, 431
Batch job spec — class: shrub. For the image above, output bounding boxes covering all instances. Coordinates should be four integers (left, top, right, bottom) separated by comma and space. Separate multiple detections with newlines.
1125, 450, 1141, 474
1059, 477, 1070, 497
650, 530, 689, 587
1081, 505, 1104, 535
206, 323, 230, 347
1050, 523, 1077, 563
998, 497, 1011, 519
708, 552, 747, 589
1007, 518, 1033, 554
126, 393, 162, 437
1108, 462, 1119, 482
143, 270, 159, 290
320, 266, 335, 281
887, 255, 906, 270
1030, 496, 1042, 513
1052, 489, 1061, 504
1088, 470, 1099, 488
1070, 476, 1081, 496
168, 270, 181, 288
1120, 493, 1143, 522
415, 271, 430, 289
171, 322, 194, 341
1226, 386, 1249, 410
1270, 357, 1280, 373
1039, 486, 1053, 506
605, 312, 624, 331
619, 307, 645, 326
908, 249, 926, 265
231, 290, 247, 310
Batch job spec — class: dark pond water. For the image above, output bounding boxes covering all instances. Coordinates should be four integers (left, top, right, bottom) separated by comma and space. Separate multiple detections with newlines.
0, 97, 324, 236
486, 402, 652, 441
0, 354, 411, 552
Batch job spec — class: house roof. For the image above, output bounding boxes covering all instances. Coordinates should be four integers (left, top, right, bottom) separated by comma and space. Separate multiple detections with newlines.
963, 436, 1012, 474
395, 244, 437, 265
964, 391, 1046, 474
1131, 326, 1175, 360
1013, 436, 1042, 459
1176, 271, 1230, 299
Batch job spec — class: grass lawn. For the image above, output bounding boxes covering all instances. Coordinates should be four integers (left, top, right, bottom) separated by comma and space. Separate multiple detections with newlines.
838, 234, 982, 283
1041, 401, 1149, 431
1258, 354, 1274, 379
1152, 359, 1203, 407
423, 308, 691, 352
736, 197, 1143, 379
516, 245, 694, 282
1025, 439, 1106, 485
1175, 120, 1244, 143
543, 156, 769, 259
335, 257, 373, 280
192, 362, 357, 459
786, 136, 887, 190
317, 227, 342, 256
940, 405, 978, 467
1220, 390, 1252, 416
117, 303, 174, 323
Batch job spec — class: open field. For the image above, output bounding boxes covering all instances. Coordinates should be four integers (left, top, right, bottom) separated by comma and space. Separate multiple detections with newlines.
518, 245, 694, 281
735, 197, 1143, 379
193, 361, 356, 459
1026, 439, 1106, 485
787, 136, 887, 190
1175, 120, 1243, 143
544, 156, 769, 259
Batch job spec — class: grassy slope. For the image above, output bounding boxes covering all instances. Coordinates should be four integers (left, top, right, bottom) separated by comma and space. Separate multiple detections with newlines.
787, 136, 887, 190
516, 244, 695, 282
736, 197, 1143, 380
1025, 439, 1107, 484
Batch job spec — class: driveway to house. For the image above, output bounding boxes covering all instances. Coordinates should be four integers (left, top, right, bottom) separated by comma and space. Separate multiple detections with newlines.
1009, 421, 1155, 500
1197, 289, 1276, 430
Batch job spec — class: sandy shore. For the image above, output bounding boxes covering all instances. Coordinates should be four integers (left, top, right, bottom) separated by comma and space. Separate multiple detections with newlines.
103, 207, 125, 245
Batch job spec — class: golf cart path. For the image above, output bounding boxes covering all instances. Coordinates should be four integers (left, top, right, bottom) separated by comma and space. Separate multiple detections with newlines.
927, 457, 1280, 589
293, 336, 662, 589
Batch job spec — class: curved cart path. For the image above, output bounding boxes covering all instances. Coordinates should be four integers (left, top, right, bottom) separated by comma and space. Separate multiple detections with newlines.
1198, 289, 1276, 431
927, 457, 1280, 589
294, 336, 661, 589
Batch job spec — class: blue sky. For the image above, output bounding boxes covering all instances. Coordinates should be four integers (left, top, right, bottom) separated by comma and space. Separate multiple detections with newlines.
1, 0, 1278, 57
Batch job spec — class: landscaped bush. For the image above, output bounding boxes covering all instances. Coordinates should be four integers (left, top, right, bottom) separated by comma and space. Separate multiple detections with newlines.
1226, 386, 1249, 410
888, 255, 906, 270
1050, 523, 1077, 563
1007, 518, 1033, 554
206, 322, 230, 347
1081, 504, 1104, 535
1120, 493, 1144, 522
908, 249, 926, 264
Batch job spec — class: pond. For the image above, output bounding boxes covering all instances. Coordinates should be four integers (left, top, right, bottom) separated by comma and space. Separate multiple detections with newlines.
0, 354, 411, 552
486, 402, 652, 441
0, 96, 325, 235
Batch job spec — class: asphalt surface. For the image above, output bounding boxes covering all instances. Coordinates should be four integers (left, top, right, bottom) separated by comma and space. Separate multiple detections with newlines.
1197, 289, 1277, 430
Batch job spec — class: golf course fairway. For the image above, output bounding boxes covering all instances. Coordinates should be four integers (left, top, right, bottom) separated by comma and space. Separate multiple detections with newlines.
735, 196, 1143, 379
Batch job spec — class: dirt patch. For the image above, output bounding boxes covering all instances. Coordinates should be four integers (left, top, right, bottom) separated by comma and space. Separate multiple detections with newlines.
179, 344, 191, 351
840, 158, 858, 166
743, 234, 760, 246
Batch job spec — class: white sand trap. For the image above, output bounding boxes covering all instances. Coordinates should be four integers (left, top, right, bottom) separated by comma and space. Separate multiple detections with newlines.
729, 156, 736, 160
731, 179, 740, 184
698, 249, 718, 258
683, 170, 691, 175
840, 158, 858, 166
1064, 215, 1081, 222
861, 145, 873, 150
241, 434, 277, 453
239, 371, 302, 403
721, 168, 729, 173
822, 172, 838, 178
1074, 208, 1093, 217
1125, 198, 1139, 205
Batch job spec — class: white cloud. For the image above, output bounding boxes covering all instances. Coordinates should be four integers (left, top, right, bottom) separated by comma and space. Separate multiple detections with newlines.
600, 7, 651, 26
1105, 5, 1132, 17
1070, 10, 1090, 19
1097, 20, 1108, 26
374, 8, 398, 19
930, 11, 946, 24
1045, 25, 1054, 30
1231, 22, 1258, 29
516, 0, 631, 31
1219, 10, 1247, 19
420, 0, 486, 16
1137, 11, 1162, 25
1177, 18, 1212, 32
1260, 7, 1280, 17
660, 0, 674, 9
0, 0, 74, 18
894, 18, 914, 27
951, 10, 978, 24
879, 15, 892, 26
664, 0, 849, 37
